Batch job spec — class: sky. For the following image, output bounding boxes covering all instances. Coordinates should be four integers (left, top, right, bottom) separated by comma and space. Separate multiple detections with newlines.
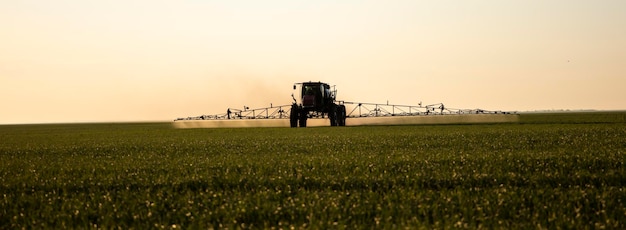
1, 0, 625, 124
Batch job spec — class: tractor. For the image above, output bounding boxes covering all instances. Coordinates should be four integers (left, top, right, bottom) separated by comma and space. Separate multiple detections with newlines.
174, 81, 515, 126
290, 81, 346, 127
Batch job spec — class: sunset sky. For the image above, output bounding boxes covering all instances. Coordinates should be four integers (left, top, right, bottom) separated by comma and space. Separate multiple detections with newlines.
2, 0, 625, 124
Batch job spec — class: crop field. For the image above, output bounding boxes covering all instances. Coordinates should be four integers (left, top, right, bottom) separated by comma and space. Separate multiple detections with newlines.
1, 112, 625, 229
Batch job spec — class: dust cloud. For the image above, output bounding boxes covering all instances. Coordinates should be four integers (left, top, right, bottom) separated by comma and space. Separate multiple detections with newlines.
172, 114, 519, 128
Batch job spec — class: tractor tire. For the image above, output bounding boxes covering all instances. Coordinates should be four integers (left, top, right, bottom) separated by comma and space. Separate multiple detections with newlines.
329, 105, 338, 126
299, 110, 308, 127
290, 105, 299, 128
338, 105, 347, 126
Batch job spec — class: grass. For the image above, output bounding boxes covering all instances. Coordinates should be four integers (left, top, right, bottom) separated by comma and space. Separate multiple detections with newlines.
1, 113, 625, 229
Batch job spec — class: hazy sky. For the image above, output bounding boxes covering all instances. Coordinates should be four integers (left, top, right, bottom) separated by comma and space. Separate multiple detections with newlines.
2, 0, 625, 124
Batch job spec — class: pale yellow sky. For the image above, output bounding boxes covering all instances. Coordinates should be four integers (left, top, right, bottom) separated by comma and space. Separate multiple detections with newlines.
1, 1, 625, 124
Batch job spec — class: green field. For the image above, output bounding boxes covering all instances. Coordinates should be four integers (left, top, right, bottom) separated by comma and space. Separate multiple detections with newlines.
1, 112, 625, 229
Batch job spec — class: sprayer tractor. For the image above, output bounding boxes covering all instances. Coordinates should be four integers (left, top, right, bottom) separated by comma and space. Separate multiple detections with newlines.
290, 82, 346, 127
174, 81, 515, 127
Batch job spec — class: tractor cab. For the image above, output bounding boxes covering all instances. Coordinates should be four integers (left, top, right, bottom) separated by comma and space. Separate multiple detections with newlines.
299, 82, 334, 109
302, 85, 317, 107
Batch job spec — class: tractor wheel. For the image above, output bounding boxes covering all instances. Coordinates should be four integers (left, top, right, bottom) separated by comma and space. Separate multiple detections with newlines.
299, 110, 308, 127
338, 105, 346, 126
329, 105, 338, 126
290, 105, 299, 128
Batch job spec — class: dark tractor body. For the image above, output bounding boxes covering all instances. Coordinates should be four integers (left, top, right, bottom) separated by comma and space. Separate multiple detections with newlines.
290, 82, 346, 127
